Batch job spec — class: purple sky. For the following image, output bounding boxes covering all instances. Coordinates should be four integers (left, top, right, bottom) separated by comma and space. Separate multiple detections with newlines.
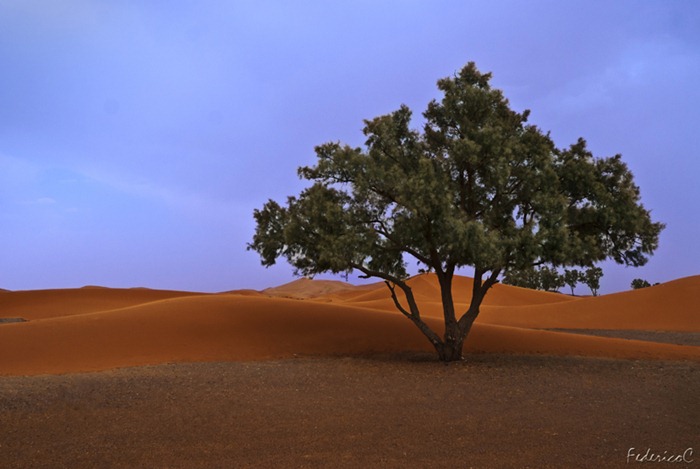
1, 1, 699, 294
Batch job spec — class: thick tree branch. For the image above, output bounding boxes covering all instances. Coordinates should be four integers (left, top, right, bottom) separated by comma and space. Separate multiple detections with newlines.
383, 280, 443, 348
481, 269, 501, 297
350, 263, 423, 320
424, 221, 444, 277
456, 267, 500, 332
384, 281, 413, 319
351, 263, 442, 348
350, 263, 404, 286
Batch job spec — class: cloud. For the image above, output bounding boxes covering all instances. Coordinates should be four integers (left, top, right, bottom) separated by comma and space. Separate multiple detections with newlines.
0, 152, 39, 181
34, 197, 56, 205
544, 36, 700, 115
77, 165, 241, 222
0, 1, 88, 26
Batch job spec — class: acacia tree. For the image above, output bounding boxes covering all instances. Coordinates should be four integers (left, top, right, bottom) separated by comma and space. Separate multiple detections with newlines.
583, 267, 604, 296
538, 266, 566, 292
631, 278, 651, 289
502, 266, 565, 292
502, 268, 542, 290
564, 269, 581, 295
249, 62, 664, 362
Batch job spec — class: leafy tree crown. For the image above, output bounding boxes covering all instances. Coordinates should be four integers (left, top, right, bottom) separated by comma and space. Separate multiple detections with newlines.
250, 62, 664, 288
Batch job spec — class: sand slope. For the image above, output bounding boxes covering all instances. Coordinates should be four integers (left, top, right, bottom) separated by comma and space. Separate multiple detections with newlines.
0, 287, 203, 320
478, 276, 700, 331
1, 275, 698, 375
262, 277, 362, 299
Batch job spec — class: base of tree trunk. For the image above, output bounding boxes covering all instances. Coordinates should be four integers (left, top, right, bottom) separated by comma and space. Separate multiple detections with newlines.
436, 344, 464, 362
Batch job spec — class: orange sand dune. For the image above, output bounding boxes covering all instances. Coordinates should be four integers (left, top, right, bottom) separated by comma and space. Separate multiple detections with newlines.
0, 287, 203, 320
1, 274, 699, 375
262, 277, 364, 299
316, 274, 698, 332
478, 276, 700, 331
340, 274, 574, 308
0, 295, 431, 375
223, 288, 266, 297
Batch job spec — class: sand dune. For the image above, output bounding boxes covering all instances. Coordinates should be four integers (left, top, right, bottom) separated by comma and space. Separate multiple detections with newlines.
477, 276, 700, 331
337, 274, 574, 310
1, 274, 698, 375
0, 287, 203, 320
262, 277, 362, 299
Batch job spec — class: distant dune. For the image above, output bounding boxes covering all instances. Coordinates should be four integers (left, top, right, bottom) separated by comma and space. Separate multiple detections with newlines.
0, 274, 698, 375
262, 277, 362, 298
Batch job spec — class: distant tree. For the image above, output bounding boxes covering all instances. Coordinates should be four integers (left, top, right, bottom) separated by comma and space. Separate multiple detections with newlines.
249, 62, 665, 362
502, 266, 564, 292
538, 266, 565, 292
631, 278, 652, 289
583, 267, 604, 296
563, 269, 581, 296
503, 266, 564, 291
502, 268, 541, 290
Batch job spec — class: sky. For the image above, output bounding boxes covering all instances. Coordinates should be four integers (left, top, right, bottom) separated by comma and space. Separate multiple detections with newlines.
1, 0, 699, 294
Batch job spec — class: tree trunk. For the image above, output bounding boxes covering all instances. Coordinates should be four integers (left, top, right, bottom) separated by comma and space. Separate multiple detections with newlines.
381, 269, 498, 363
433, 306, 481, 362
436, 327, 466, 362
436, 271, 465, 362
434, 269, 499, 362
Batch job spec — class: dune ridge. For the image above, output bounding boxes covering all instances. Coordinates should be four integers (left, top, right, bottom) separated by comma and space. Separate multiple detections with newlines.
0, 287, 204, 320
477, 276, 700, 331
1, 274, 698, 375
262, 277, 363, 299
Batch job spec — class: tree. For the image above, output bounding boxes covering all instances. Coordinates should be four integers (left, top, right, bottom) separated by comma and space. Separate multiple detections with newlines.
563, 269, 581, 296
631, 278, 652, 289
249, 62, 664, 362
538, 266, 565, 292
502, 266, 565, 292
583, 267, 604, 296
502, 268, 542, 290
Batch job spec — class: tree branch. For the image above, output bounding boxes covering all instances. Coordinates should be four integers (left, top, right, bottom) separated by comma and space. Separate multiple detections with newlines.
384, 281, 412, 319
350, 263, 421, 319
480, 269, 501, 298
350, 263, 406, 289
383, 280, 443, 348
351, 263, 443, 348
371, 220, 432, 267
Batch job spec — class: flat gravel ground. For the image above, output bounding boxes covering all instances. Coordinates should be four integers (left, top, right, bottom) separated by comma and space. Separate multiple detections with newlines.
544, 330, 700, 347
1, 354, 698, 468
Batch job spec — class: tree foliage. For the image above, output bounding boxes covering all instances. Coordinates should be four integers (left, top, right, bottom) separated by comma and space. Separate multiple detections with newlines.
582, 267, 604, 296
563, 269, 581, 296
631, 278, 652, 289
538, 266, 566, 292
502, 268, 543, 290
249, 62, 664, 361
502, 266, 566, 292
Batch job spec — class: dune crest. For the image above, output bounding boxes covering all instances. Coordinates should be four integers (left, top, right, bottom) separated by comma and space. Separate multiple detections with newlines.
1, 274, 698, 375
261, 277, 361, 298
0, 287, 203, 320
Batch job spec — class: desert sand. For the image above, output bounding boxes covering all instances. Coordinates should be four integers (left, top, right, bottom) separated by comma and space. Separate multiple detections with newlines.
1, 274, 698, 467
1, 274, 698, 376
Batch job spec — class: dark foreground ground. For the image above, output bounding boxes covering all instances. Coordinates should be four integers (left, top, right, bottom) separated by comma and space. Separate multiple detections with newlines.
1, 353, 698, 468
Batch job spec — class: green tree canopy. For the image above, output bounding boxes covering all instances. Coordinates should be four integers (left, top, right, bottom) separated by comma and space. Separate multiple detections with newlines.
502, 268, 542, 290
563, 269, 581, 296
583, 267, 604, 296
538, 266, 566, 292
249, 62, 664, 361
631, 278, 652, 289
502, 266, 566, 292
